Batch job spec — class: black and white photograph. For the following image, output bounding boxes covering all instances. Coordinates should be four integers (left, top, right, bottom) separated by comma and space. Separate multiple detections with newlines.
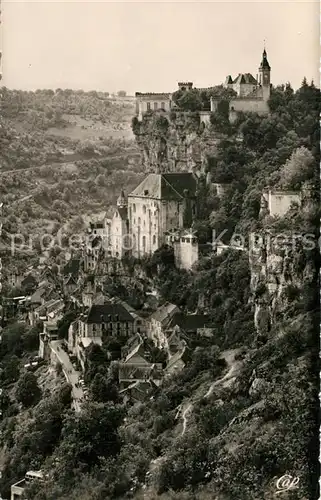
0, 1, 319, 499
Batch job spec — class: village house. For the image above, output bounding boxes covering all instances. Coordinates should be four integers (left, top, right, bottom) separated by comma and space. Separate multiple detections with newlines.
38, 323, 59, 360
118, 353, 163, 389
117, 335, 163, 391
11, 471, 44, 500
78, 301, 136, 339
29, 298, 64, 326
63, 258, 83, 294
165, 342, 191, 376
29, 280, 58, 309
119, 380, 158, 403
147, 302, 181, 348
83, 235, 102, 272
260, 188, 301, 218
168, 312, 214, 335
113, 297, 145, 334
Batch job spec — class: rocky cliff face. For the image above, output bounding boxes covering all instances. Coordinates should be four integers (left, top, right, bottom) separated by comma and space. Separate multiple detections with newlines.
249, 231, 314, 337
132, 111, 223, 174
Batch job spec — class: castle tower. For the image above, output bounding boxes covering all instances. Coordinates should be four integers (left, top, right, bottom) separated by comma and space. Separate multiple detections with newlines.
259, 48, 271, 101
116, 190, 127, 208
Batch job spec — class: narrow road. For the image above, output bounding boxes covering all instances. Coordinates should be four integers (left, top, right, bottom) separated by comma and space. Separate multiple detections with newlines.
0, 150, 138, 177
50, 340, 84, 412
204, 349, 242, 398
181, 404, 192, 436
180, 349, 242, 436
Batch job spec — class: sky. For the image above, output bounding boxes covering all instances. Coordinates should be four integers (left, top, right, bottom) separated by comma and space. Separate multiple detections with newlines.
1, 0, 319, 93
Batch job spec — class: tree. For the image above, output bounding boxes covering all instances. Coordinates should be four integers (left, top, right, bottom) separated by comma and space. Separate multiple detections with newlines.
90, 374, 119, 403
15, 372, 41, 407
23, 324, 42, 351
0, 322, 26, 357
172, 89, 203, 112
117, 90, 127, 97
279, 146, 315, 189
1, 355, 20, 383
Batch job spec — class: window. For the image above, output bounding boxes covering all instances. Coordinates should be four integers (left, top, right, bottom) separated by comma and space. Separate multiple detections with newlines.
133, 204, 136, 213
142, 236, 146, 248
154, 102, 158, 110
154, 224, 156, 230
134, 218, 136, 224
185, 237, 190, 243
138, 217, 141, 225
161, 101, 165, 109
143, 205, 146, 214
153, 234, 156, 244
147, 102, 151, 111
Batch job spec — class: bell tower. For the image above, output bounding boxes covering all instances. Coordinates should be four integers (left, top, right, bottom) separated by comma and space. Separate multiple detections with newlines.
259, 48, 271, 101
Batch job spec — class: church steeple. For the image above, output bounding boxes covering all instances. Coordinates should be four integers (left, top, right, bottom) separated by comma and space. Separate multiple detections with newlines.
116, 189, 127, 207
258, 47, 271, 101
260, 48, 271, 71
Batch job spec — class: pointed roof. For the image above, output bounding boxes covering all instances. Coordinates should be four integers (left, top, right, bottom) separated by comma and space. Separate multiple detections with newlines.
117, 189, 127, 207
260, 49, 271, 70
114, 206, 128, 221
128, 173, 197, 200
85, 302, 134, 324
233, 73, 258, 85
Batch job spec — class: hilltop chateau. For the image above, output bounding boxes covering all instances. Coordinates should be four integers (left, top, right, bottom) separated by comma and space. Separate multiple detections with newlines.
135, 48, 271, 122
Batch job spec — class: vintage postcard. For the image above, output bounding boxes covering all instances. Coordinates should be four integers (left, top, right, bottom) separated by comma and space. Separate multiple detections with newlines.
0, 1, 319, 499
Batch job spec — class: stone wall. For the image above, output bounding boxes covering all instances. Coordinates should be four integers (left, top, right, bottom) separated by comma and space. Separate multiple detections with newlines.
229, 97, 269, 117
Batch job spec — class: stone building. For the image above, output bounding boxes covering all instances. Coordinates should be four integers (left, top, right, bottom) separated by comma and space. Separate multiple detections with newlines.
78, 301, 135, 339
107, 190, 130, 259
135, 92, 172, 119
260, 188, 301, 218
135, 49, 271, 123
212, 48, 271, 121
147, 302, 181, 348
128, 172, 197, 259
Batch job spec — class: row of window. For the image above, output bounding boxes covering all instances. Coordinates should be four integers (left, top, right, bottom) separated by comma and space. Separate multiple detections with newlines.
181, 237, 197, 243
133, 218, 157, 230
92, 322, 131, 332
131, 204, 159, 214
146, 102, 166, 111
140, 235, 157, 247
